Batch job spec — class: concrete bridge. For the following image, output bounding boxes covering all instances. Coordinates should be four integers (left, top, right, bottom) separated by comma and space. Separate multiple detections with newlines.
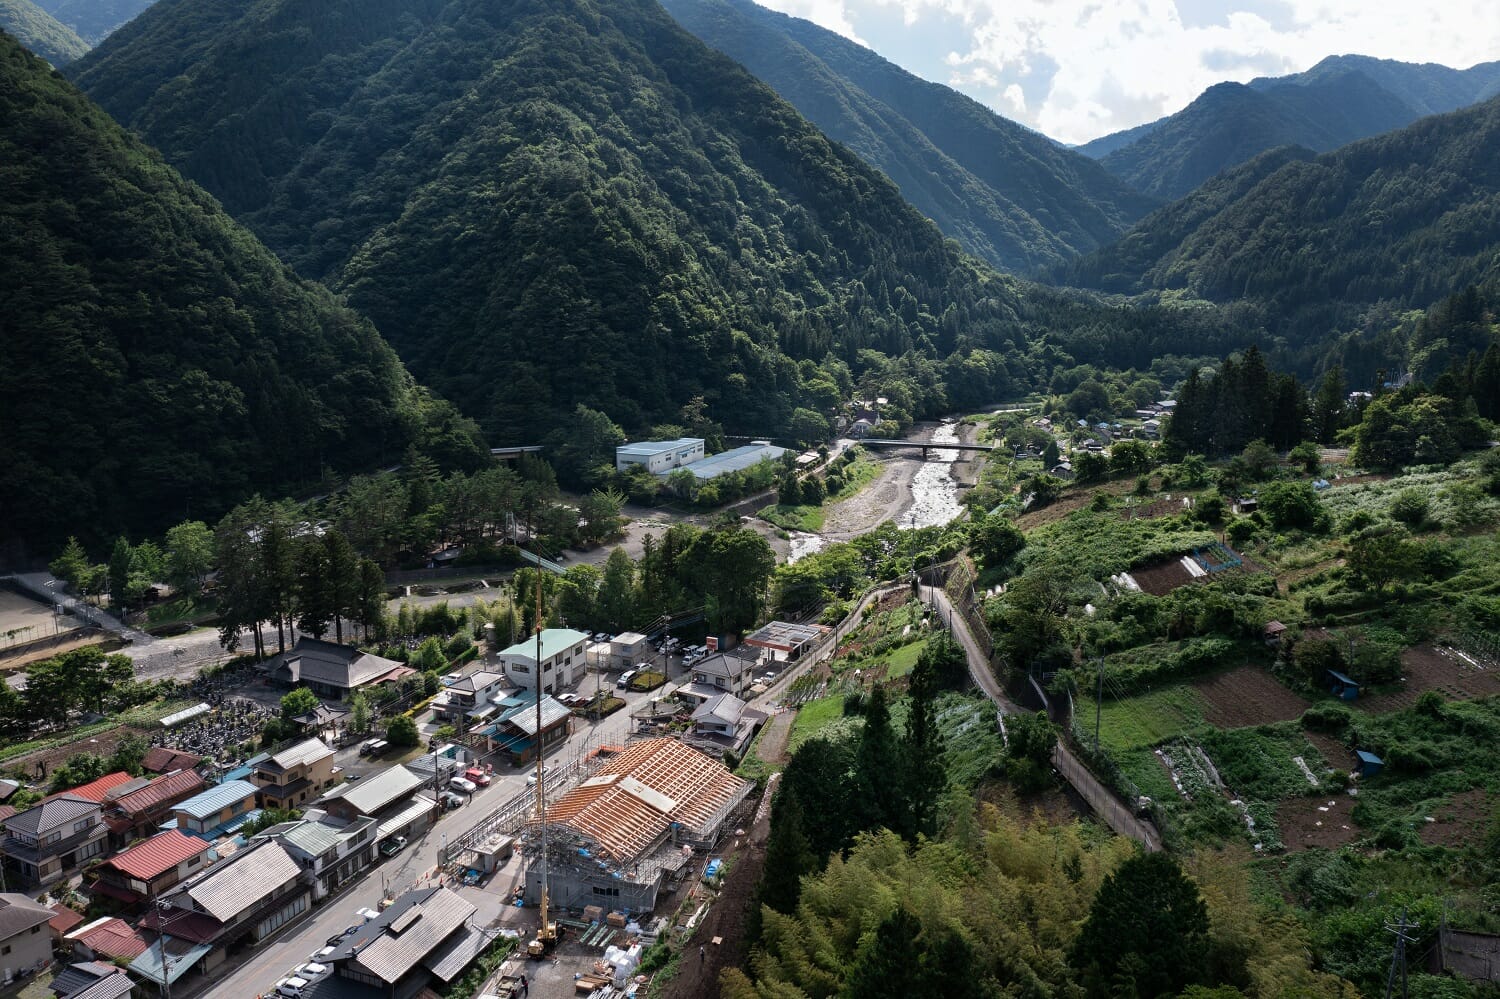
858, 438, 997, 460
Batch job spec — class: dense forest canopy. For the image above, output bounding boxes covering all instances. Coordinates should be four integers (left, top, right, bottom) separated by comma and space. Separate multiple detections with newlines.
0, 1, 86, 64
66, 0, 1271, 444
34, 0, 156, 44
0, 33, 483, 553
659, 0, 1155, 271
1057, 96, 1500, 374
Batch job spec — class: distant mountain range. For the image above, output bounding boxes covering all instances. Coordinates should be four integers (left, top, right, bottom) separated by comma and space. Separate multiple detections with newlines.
1058, 95, 1500, 359
0, 2, 87, 64
1077, 55, 1500, 201
34, 0, 155, 44
0, 31, 478, 550
659, 0, 1156, 271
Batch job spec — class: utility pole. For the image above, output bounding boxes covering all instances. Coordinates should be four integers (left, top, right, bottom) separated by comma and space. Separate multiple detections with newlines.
1384, 907, 1418, 999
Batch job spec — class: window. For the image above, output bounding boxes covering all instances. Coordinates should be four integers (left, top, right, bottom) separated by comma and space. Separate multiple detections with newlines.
3, 944, 10, 954
592, 886, 621, 897
74, 819, 93, 833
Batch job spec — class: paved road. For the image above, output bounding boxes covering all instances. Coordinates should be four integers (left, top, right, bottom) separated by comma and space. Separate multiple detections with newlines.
206, 672, 681, 999
927, 586, 1162, 852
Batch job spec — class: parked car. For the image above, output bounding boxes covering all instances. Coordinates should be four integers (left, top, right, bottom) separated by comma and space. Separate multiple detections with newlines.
465, 767, 491, 787
276, 976, 309, 997
440, 791, 466, 810
312, 947, 336, 962
357, 907, 380, 922
616, 669, 637, 690
442, 672, 463, 686
449, 776, 478, 795
293, 963, 328, 979
526, 766, 551, 788
380, 836, 407, 858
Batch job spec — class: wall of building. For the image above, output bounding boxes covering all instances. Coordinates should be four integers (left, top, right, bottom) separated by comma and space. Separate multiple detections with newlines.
0, 922, 51, 983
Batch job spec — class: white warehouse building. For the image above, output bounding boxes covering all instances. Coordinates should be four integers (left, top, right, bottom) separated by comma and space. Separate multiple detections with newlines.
615, 438, 705, 474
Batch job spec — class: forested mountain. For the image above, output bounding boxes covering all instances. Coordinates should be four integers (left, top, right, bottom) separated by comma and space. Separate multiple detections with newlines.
0, 33, 482, 553
658, 0, 1156, 271
0, 4, 85, 64
1078, 55, 1500, 201
34, 0, 155, 44
1057, 97, 1500, 362
66, 0, 1039, 440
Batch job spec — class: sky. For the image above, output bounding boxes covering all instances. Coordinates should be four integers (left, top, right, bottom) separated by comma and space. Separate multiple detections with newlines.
746, 0, 1500, 145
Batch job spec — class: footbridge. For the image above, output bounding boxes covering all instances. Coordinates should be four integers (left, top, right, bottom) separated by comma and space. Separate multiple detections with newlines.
858, 438, 997, 460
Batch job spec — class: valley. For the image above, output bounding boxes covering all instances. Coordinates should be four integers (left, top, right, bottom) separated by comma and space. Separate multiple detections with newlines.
1, 4, 1499, 999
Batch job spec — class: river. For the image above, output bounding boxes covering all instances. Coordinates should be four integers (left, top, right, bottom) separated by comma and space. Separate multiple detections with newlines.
898, 419, 965, 530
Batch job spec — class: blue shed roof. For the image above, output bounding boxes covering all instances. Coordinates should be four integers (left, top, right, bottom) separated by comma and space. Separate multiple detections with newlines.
1355, 750, 1383, 764
1327, 669, 1360, 687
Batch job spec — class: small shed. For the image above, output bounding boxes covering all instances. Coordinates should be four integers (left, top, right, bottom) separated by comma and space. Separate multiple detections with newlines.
1234, 497, 1259, 515
1327, 669, 1361, 701
1263, 621, 1288, 646
1354, 750, 1384, 778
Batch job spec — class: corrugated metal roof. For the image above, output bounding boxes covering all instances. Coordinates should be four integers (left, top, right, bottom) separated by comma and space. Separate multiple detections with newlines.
333, 765, 425, 815
141, 747, 204, 773
70, 917, 149, 960
127, 935, 211, 986
617, 438, 703, 457
173, 780, 258, 820
494, 695, 572, 736
497, 629, 589, 662
104, 830, 211, 881
70, 970, 135, 999
266, 738, 334, 771
55, 772, 133, 803
353, 888, 474, 983
376, 795, 435, 842
108, 768, 205, 817
182, 841, 300, 922
683, 443, 787, 479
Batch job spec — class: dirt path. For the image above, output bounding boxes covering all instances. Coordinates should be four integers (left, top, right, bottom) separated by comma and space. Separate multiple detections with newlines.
754, 711, 793, 766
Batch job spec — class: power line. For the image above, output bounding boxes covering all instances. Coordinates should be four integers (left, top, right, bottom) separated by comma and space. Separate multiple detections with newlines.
1384, 907, 1419, 999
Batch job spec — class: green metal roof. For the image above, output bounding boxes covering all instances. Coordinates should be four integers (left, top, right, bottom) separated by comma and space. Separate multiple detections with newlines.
498, 628, 589, 662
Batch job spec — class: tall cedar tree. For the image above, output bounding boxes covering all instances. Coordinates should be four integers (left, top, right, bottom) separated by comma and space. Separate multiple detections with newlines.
1071, 852, 1211, 998
855, 685, 912, 840
904, 640, 947, 837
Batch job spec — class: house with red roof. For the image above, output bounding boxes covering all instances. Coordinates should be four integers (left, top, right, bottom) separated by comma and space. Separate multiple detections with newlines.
64, 916, 151, 964
52, 772, 133, 804
46, 902, 84, 943
101, 769, 206, 843
91, 830, 214, 908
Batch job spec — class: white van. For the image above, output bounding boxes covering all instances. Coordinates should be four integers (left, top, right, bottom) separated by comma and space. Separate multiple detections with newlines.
616, 669, 638, 690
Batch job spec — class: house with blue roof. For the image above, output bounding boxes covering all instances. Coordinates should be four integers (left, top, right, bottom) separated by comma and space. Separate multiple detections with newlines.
170, 781, 261, 840
483, 692, 573, 764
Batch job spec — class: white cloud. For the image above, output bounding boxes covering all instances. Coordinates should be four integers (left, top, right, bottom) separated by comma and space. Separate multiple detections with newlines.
753, 0, 1500, 144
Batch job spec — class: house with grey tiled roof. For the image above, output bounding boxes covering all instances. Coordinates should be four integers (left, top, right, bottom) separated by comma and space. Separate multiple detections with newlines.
1, 794, 107, 887
139, 839, 309, 975
253, 815, 378, 897
0, 893, 54, 985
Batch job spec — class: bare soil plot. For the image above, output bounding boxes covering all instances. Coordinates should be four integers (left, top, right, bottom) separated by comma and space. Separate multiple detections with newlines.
0, 589, 84, 652
1128, 546, 1264, 597
1277, 793, 1361, 851
1015, 481, 1135, 530
1355, 644, 1500, 713
1419, 787, 1491, 847
1303, 731, 1353, 771
1193, 666, 1310, 728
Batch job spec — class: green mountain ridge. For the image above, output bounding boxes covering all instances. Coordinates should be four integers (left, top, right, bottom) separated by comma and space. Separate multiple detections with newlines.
1057, 96, 1500, 363
1078, 54, 1500, 202
0, 0, 86, 64
35, 0, 156, 45
658, 0, 1157, 272
68, 0, 1124, 441
0, 31, 481, 553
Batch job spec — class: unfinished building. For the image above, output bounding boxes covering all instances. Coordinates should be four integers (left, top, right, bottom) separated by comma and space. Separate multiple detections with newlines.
519, 739, 752, 914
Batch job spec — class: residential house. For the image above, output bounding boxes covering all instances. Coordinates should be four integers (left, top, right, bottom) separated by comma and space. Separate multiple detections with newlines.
614, 438, 705, 475
140, 748, 203, 776
1050, 461, 1074, 480
323, 887, 485, 998
250, 739, 336, 810
0, 893, 55, 985
270, 638, 412, 701
2, 794, 107, 887
690, 693, 764, 748
497, 629, 589, 694
482, 693, 572, 765
46, 904, 83, 946
318, 766, 435, 846
436, 670, 506, 726
254, 816, 378, 899
101, 769, 206, 844
139, 839, 310, 975
56, 773, 133, 805
681, 648, 761, 701
63, 917, 150, 965
170, 781, 260, 840
528, 739, 753, 912
1140, 419, 1161, 439
607, 633, 650, 671
848, 418, 874, 439
47, 960, 133, 999
91, 830, 214, 908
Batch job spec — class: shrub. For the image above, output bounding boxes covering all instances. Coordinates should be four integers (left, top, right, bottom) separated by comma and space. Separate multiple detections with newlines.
1302, 703, 1353, 735
1389, 488, 1430, 526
